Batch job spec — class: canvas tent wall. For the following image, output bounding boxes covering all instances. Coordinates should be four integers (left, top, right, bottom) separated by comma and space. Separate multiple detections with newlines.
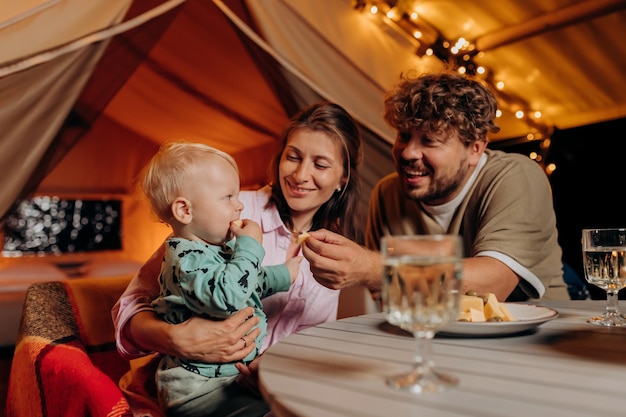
0, 0, 414, 269
2, 0, 625, 295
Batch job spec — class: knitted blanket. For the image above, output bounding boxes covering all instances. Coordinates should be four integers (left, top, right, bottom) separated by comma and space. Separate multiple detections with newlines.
5, 275, 135, 417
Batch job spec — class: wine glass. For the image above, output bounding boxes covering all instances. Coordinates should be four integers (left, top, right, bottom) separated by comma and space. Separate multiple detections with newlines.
581, 228, 626, 326
381, 234, 463, 394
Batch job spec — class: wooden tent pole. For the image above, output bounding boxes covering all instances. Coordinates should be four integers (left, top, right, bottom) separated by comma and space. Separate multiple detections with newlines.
475, 0, 626, 51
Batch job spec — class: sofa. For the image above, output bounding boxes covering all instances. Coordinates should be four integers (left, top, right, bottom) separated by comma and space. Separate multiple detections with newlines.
5, 274, 135, 417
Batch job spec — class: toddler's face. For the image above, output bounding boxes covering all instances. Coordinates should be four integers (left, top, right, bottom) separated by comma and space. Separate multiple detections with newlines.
184, 154, 243, 245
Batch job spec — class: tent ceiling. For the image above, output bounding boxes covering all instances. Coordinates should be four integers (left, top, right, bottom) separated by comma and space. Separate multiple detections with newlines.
1, 0, 625, 266
97, 0, 292, 189
73, 0, 626, 163
2, 0, 626, 208
360, 0, 626, 141
102, 1, 288, 155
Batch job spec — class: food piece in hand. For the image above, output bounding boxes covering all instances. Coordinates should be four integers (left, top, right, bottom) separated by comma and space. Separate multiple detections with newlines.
457, 291, 517, 322
232, 219, 243, 228
295, 232, 310, 245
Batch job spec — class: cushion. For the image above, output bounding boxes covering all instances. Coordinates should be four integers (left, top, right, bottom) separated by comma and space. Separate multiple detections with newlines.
5, 275, 135, 417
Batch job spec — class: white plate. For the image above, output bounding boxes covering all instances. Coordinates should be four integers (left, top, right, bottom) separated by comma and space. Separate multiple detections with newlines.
439, 304, 559, 337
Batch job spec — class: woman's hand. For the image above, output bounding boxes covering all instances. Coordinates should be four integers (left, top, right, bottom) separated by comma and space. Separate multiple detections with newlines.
170, 307, 261, 363
128, 307, 261, 363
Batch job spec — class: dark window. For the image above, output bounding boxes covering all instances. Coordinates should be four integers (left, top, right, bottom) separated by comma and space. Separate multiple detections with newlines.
2, 196, 122, 256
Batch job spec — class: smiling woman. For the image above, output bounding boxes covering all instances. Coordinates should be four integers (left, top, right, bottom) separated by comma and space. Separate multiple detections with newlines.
109, 101, 366, 416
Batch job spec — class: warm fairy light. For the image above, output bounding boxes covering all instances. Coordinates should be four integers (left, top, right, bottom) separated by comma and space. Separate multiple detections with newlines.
451, 38, 471, 54
352, 1, 551, 144
530, 152, 538, 159
546, 163, 556, 174
386, 7, 400, 20
541, 138, 551, 148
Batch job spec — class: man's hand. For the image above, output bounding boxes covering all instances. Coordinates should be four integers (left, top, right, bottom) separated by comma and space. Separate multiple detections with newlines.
301, 229, 382, 294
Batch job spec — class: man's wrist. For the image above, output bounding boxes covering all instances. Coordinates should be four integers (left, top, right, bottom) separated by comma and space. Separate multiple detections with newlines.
363, 250, 382, 296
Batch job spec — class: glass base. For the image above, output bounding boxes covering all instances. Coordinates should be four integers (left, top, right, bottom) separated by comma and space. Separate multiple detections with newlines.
385, 369, 458, 394
587, 311, 626, 327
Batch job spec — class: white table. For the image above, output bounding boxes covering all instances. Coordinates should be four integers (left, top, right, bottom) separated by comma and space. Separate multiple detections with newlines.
259, 300, 626, 417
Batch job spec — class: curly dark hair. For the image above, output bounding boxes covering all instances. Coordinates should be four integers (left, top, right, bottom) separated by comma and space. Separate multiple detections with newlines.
266, 102, 364, 243
383, 72, 500, 145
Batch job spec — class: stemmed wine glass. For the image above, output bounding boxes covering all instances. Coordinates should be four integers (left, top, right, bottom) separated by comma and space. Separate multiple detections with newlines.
381, 234, 463, 394
581, 228, 626, 326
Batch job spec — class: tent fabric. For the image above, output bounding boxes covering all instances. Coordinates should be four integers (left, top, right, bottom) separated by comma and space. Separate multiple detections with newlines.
0, 1, 134, 219
1, 0, 625, 310
242, 0, 424, 142
0, 0, 425, 218
0, 0, 405, 268
0, 0, 393, 321
0, 1, 132, 64
0, 0, 294, 267
0, 44, 110, 221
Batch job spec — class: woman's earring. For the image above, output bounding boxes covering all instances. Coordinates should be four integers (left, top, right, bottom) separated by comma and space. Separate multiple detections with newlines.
336, 186, 342, 192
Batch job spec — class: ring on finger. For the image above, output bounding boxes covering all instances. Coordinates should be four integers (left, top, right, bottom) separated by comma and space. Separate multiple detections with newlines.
240, 337, 247, 348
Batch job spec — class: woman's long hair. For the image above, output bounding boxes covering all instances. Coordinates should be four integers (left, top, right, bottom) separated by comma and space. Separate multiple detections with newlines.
267, 102, 364, 243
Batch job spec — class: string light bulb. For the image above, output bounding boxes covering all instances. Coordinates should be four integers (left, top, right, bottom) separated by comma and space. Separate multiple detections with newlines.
352, 0, 552, 149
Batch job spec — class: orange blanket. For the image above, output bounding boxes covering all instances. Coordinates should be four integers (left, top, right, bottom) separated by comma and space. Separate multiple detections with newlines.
5, 276, 134, 417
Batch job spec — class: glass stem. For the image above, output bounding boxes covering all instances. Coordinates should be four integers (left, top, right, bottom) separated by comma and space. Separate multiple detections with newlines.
605, 291, 620, 315
413, 335, 433, 372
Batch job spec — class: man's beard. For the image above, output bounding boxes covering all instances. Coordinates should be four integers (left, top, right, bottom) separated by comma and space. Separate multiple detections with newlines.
403, 163, 468, 204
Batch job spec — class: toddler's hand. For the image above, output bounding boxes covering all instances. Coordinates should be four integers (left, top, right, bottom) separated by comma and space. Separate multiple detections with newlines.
230, 219, 262, 244
285, 256, 302, 284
